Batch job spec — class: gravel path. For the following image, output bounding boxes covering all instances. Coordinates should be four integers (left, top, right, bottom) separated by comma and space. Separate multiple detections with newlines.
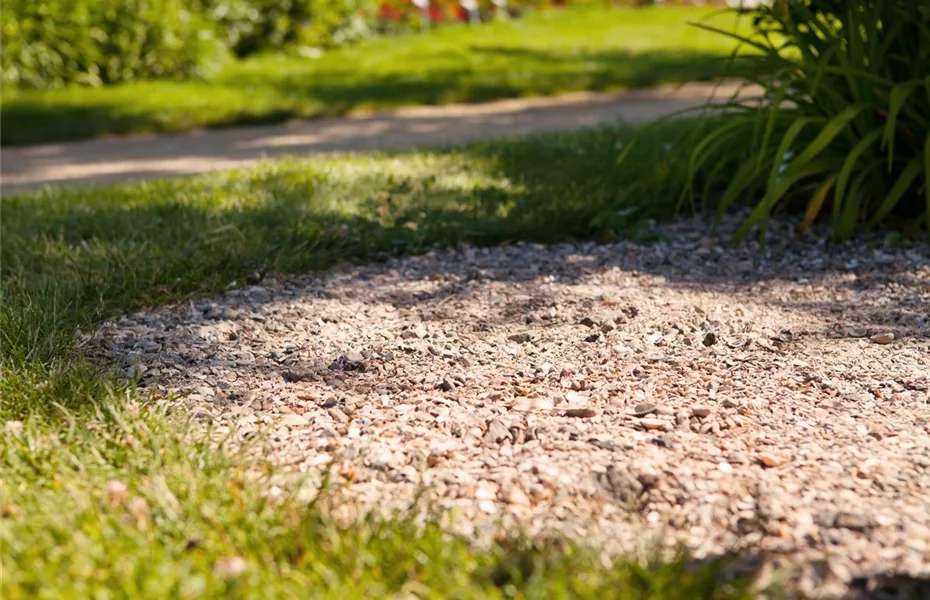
97, 215, 930, 597
1, 82, 745, 194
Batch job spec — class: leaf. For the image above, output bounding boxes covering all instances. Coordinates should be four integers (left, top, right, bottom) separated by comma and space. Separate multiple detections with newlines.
882, 80, 922, 169
714, 156, 767, 233
766, 117, 815, 193
833, 128, 882, 225
682, 117, 750, 213
925, 128, 930, 241
791, 105, 865, 169
836, 161, 882, 240
799, 173, 837, 233
864, 155, 923, 229
734, 162, 831, 242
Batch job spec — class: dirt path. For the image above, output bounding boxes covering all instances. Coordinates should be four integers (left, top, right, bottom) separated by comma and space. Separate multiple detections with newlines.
1, 82, 743, 195
98, 213, 930, 597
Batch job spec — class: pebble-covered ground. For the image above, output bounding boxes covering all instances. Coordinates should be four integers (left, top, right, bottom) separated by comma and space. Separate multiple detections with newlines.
96, 216, 930, 598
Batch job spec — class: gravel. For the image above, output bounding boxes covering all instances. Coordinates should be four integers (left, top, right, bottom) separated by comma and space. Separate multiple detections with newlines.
93, 214, 930, 597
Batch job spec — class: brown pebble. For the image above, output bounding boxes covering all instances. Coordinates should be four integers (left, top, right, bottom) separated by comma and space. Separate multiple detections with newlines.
563, 408, 598, 419
834, 511, 878, 531
758, 452, 788, 468
870, 332, 895, 345
629, 402, 657, 417
691, 404, 713, 418
639, 418, 667, 431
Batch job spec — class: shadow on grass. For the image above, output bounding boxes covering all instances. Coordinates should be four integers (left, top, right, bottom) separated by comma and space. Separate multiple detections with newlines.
0, 48, 741, 147
3, 119, 928, 343
236, 48, 741, 111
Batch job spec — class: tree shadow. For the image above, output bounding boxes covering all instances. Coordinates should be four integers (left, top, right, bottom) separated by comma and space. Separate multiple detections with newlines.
6, 125, 928, 343
1, 47, 741, 148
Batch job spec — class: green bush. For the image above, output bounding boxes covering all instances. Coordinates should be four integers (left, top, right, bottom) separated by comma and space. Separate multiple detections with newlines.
301, 0, 379, 49
673, 0, 930, 241
193, 0, 318, 57
0, 0, 227, 88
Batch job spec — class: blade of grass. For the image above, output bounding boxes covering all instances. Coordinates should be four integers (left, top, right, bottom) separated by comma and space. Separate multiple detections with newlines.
799, 172, 837, 233
864, 154, 923, 229
833, 128, 883, 227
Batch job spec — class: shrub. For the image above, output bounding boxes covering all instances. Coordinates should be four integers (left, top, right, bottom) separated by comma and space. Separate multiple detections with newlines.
672, 0, 930, 241
0, 0, 227, 88
193, 0, 321, 56
301, 0, 380, 48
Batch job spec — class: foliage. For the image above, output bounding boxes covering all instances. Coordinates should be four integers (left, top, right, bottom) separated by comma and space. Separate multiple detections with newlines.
1, 0, 736, 90
674, 0, 930, 241
191, 0, 380, 56
1, 6, 742, 145
192, 0, 312, 57
302, 0, 380, 48
0, 0, 228, 88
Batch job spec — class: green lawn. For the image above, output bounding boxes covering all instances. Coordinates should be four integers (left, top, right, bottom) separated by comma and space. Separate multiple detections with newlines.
0, 120, 771, 598
0, 6, 748, 146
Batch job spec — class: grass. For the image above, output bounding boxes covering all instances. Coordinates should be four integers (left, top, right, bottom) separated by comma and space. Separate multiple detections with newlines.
0, 6, 749, 146
0, 120, 770, 598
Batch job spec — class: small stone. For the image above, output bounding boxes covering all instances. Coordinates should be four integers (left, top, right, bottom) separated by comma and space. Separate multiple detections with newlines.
585, 333, 602, 343
501, 486, 531, 507
189, 407, 214, 423
564, 391, 588, 405
563, 407, 598, 419
283, 367, 313, 382
774, 330, 794, 343
279, 413, 310, 428
589, 438, 616, 451
203, 305, 225, 320
728, 453, 748, 465
123, 364, 146, 379
213, 556, 247, 579
598, 465, 643, 506
833, 512, 878, 531
703, 332, 718, 347
580, 317, 598, 328
651, 435, 675, 450
427, 345, 442, 356
508, 333, 532, 344
600, 323, 616, 334
639, 418, 667, 431
345, 350, 365, 363
438, 378, 455, 392
691, 404, 713, 418
328, 408, 349, 424
484, 419, 513, 444
629, 402, 657, 417
717, 461, 733, 473
870, 332, 895, 345
847, 327, 868, 338
400, 329, 420, 340
758, 452, 788, 468
644, 332, 662, 345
